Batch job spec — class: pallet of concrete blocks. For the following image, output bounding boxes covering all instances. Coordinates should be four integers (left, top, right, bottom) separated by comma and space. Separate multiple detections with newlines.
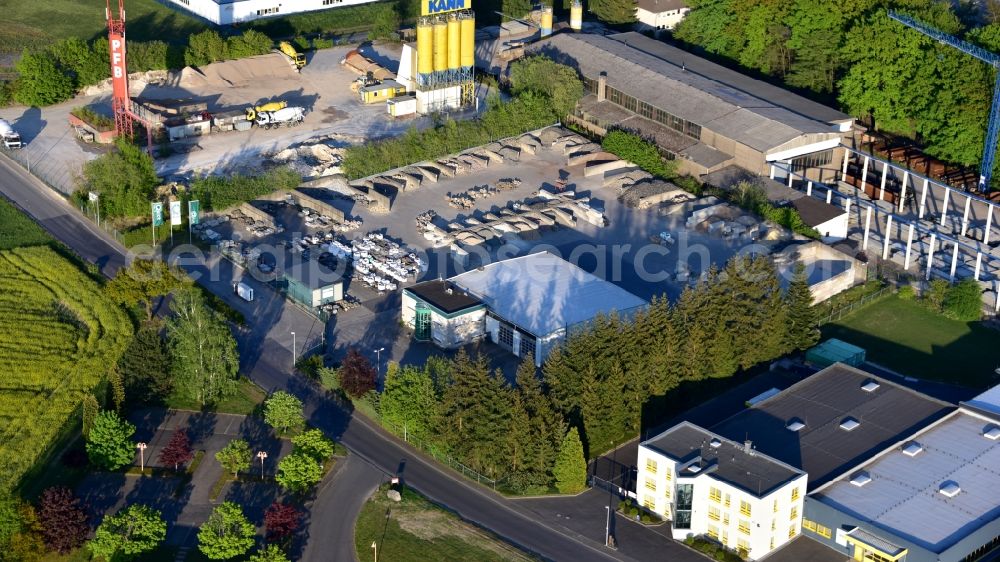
496, 177, 522, 191
447, 193, 476, 209
415, 210, 437, 230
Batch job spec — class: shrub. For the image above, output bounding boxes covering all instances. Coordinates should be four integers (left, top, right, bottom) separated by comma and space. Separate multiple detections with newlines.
943, 278, 983, 321
898, 285, 916, 300
190, 167, 300, 212
70, 106, 114, 131
926, 278, 950, 312
602, 129, 676, 179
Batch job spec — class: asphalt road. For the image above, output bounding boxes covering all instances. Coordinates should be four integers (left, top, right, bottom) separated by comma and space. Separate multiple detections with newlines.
0, 155, 627, 562
302, 454, 383, 562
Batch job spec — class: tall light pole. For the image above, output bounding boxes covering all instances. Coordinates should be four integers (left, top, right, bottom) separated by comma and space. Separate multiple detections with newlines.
375, 347, 385, 376
371, 540, 377, 562
137, 442, 147, 472
605, 505, 611, 548
291, 331, 296, 369
256, 451, 268, 480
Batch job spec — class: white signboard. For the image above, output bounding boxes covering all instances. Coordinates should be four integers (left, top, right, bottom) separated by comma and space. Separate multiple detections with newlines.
169, 200, 182, 226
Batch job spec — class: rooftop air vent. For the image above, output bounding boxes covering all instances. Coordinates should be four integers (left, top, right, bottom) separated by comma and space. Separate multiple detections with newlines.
861, 380, 881, 392
984, 425, 1000, 440
939, 482, 961, 498
786, 419, 805, 432
901, 441, 923, 457
686, 464, 702, 474
849, 471, 871, 487
710, 438, 722, 448
840, 417, 861, 431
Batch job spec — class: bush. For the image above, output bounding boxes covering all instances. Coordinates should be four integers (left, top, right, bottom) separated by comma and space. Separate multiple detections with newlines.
190, 167, 300, 212
602, 129, 676, 179
13, 49, 74, 106
508, 55, 583, 118
248, 1, 402, 36
943, 278, 983, 321
70, 106, 114, 131
926, 279, 950, 312
79, 139, 160, 219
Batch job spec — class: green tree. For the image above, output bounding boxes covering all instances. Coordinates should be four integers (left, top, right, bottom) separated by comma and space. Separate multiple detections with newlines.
13, 49, 75, 107
275, 452, 323, 493
263, 391, 304, 435
215, 439, 251, 478
197, 502, 255, 560
185, 30, 229, 66
167, 288, 239, 406
589, 0, 636, 25
508, 55, 584, 118
601, 130, 676, 179
107, 259, 191, 322
369, 6, 402, 40
553, 427, 587, 494
249, 544, 290, 562
80, 139, 160, 219
118, 323, 173, 403
226, 30, 273, 59
127, 40, 171, 73
290, 429, 334, 461
513, 356, 564, 488
785, 262, 819, 351
380, 363, 438, 441
86, 410, 136, 471
53, 37, 108, 88
926, 278, 951, 312
88, 504, 166, 561
0, 497, 44, 561
82, 394, 99, 438
944, 278, 983, 321
501, 0, 533, 20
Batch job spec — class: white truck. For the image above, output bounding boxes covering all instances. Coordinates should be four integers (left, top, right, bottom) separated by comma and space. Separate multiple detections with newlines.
254, 107, 305, 129
0, 119, 23, 149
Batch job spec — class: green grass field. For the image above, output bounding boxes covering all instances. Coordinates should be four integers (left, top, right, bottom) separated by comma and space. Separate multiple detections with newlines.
356, 486, 533, 562
165, 377, 265, 415
0, 197, 52, 249
0, 0, 207, 53
822, 294, 999, 388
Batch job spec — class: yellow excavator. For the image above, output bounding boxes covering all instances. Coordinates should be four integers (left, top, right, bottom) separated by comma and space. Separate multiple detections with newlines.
278, 41, 306, 71
245, 100, 287, 122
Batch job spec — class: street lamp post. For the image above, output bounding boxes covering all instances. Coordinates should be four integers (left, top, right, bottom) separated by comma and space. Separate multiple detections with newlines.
371, 540, 377, 562
605, 505, 611, 548
256, 451, 268, 480
375, 347, 385, 376
137, 442, 147, 472
291, 331, 296, 369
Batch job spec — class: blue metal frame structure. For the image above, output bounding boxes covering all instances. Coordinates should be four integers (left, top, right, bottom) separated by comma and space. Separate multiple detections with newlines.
889, 11, 1000, 193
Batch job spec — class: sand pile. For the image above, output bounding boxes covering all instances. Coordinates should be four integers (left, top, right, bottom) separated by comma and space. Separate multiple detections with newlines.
179, 53, 297, 89
268, 135, 356, 178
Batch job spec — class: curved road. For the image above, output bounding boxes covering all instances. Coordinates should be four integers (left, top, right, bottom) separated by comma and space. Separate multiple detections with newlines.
0, 155, 625, 562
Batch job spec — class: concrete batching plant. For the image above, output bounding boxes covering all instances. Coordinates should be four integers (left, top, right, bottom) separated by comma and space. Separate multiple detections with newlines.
395, 0, 475, 114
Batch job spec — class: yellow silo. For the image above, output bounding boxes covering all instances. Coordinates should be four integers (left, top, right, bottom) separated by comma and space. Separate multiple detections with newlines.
447, 14, 461, 71
432, 18, 448, 73
570, 0, 583, 30
416, 19, 434, 79
540, 5, 553, 37
460, 13, 475, 69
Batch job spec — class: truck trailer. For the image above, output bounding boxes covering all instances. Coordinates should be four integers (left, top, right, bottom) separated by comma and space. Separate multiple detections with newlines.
0, 119, 23, 149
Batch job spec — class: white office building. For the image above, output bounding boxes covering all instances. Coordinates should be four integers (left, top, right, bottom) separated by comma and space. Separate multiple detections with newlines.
634, 0, 689, 31
166, 0, 377, 25
638, 422, 807, 560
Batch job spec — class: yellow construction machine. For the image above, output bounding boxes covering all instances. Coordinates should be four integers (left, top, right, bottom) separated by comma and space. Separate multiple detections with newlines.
278, 41, 306, 71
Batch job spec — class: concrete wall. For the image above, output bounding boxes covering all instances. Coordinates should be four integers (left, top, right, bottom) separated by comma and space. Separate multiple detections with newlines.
169, 0, 379, 25
292, 189, 346, 223
814, 213, 849, 243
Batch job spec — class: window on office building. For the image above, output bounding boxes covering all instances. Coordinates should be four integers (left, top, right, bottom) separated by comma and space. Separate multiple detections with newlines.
790, 506, 798, 520
788, 525, 797, 539
708, 506, 721, 521
791, 150, 833, 173
709, 487, 722, 503
738, 520, 750, 535
645, 458, 657, 474
643, 495, 655, 510
322, 0, 342, 4
790, 487, 800, 502
644, 477, 656, 491
708, 525, 719, 540
737, 539, 750, 557
740, 500, 752, 517
256, 6, 279, 15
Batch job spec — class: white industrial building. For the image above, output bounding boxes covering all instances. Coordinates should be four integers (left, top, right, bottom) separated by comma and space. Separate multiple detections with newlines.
634, 0, 689, 31
402, 252, 647, 365
165, 0, 377, 25
638, 422, 807, 560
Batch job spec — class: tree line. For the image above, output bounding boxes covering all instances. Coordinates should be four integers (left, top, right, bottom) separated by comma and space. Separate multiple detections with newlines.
360, 254, 818, 493
674, 0, 1000, 173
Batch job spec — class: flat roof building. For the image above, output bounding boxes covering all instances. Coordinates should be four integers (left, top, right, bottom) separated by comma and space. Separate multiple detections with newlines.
164, 0, 378, 25
402, 279, 486, 349
531, 32, 852, 181
711, 363, 953, 490
634, 0, 690, 32
638, 422, 807, 560
807, 406, 1000, 562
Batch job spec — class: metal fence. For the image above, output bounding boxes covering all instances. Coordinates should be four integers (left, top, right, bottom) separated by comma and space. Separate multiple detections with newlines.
4, 135, 78, 195
817, 286, 893, 325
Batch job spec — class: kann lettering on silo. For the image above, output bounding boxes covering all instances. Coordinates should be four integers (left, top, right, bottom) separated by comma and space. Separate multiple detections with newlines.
422, 0, 466, 16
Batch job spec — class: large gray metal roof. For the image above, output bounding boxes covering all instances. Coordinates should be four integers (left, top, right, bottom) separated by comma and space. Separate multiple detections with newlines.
711, 363, 954, 490
449, 251, 647, 338
532, 33, 843, 153
814, 408, 1000, 553
642, 422, 805, 497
